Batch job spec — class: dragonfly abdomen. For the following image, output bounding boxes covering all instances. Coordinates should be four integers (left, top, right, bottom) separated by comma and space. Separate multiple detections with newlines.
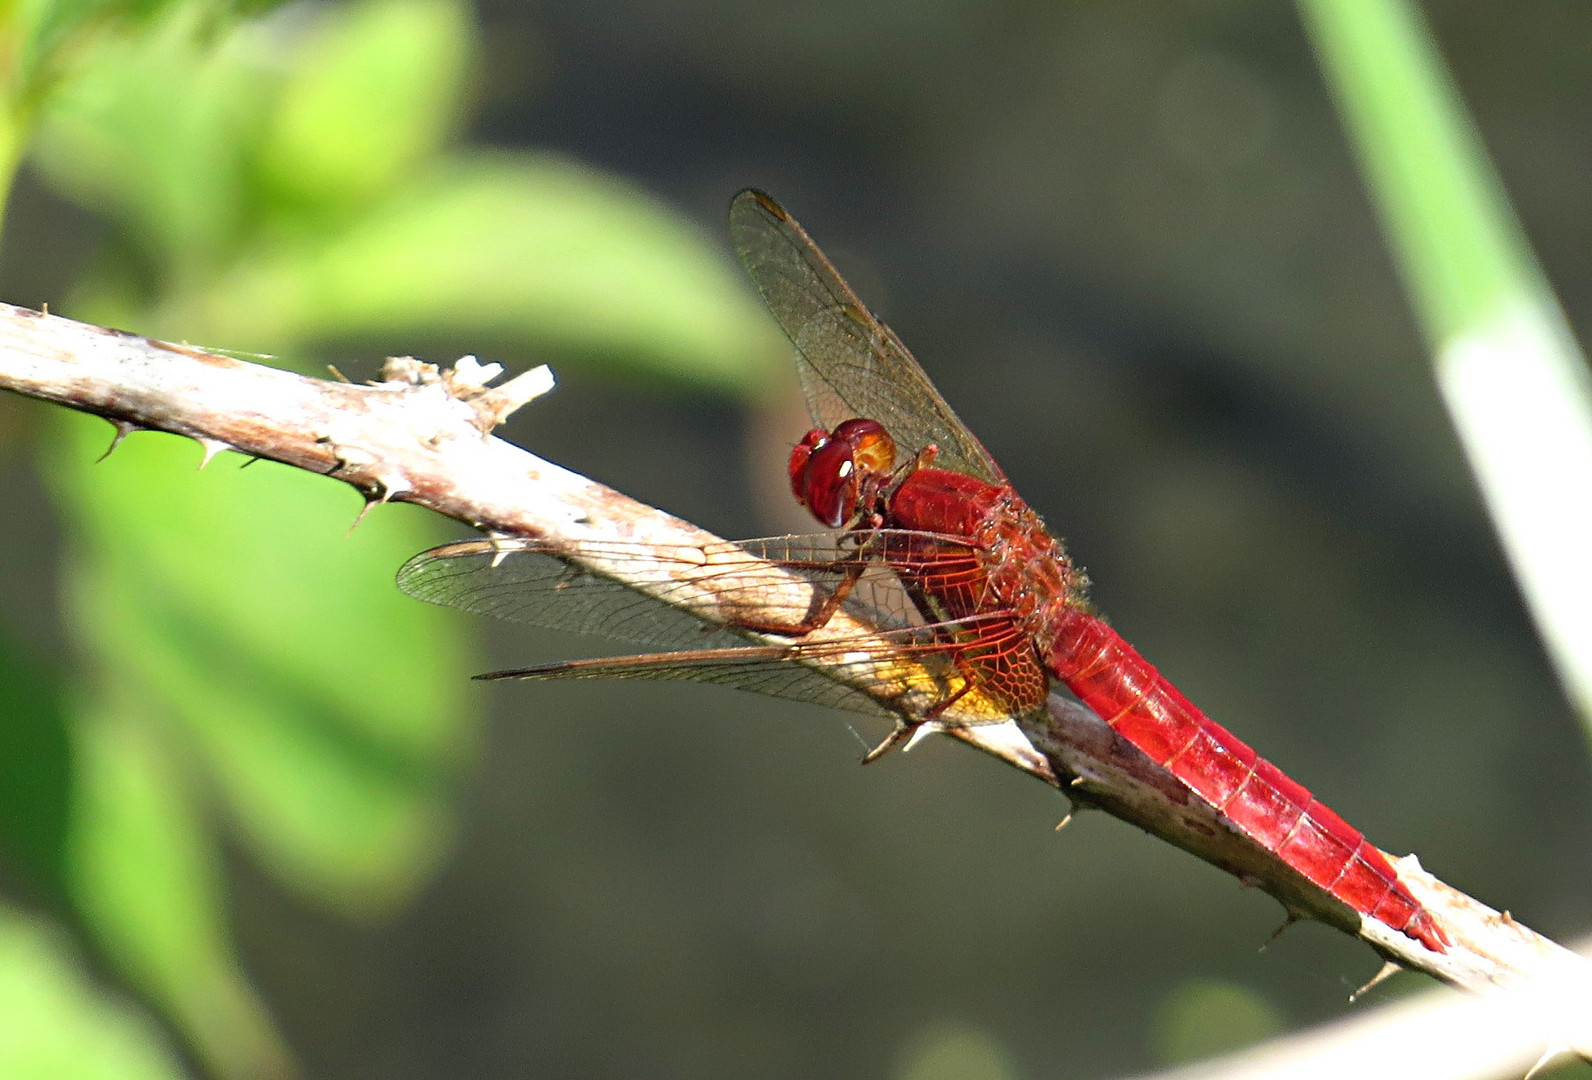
1045, 608, 1448, 953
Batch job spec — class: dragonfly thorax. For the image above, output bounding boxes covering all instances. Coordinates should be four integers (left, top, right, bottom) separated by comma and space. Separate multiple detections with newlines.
789, 417, 898, 528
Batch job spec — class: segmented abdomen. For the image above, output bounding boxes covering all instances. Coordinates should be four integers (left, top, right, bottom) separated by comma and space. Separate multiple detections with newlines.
1045, 608, 1448, 953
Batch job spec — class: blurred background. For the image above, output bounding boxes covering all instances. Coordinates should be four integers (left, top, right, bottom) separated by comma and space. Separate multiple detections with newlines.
0, 0, 1588, 1078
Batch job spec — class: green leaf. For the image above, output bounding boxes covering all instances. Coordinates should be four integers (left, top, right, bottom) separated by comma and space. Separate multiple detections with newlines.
31, 0, 479, 289
0, 630, 71, 900
193, 154, 787, 393
12, 0, 208, 106
0, 900, 186, 1080
256, 0, 475, 214
66, 691, 290, 1080
2, 0, 254, 245
52, 408, 476, 916
33, 0, 779, 394
31, 0, 275, 287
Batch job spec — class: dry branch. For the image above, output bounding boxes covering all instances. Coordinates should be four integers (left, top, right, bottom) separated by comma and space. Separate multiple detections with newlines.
0, 301, 1586, 1051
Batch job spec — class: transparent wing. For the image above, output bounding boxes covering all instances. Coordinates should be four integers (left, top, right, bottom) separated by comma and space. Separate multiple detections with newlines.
398, 533, 1029, 724
478, 644, 904, 718
396, 533, 947, 649
729, 188, 1004, 484
474, 619, 1030, 725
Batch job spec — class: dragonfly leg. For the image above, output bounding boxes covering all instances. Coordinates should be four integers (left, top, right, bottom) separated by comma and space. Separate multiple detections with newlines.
861, 664, 981, 765
923, 669, 978, 720
730, 557, 870, 637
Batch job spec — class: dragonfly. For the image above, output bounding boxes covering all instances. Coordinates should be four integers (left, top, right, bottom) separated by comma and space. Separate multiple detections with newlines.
398, 189, 1449, 954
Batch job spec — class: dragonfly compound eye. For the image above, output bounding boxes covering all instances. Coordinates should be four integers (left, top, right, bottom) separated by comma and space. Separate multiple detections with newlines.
832, 418, 897, 478
789, 419, 897, 528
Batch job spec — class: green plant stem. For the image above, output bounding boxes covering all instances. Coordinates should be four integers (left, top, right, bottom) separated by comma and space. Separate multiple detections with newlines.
1300, 0, 1592, 737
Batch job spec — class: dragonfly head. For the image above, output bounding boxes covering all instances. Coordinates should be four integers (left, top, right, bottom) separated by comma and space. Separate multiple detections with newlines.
789, 418, 898, 528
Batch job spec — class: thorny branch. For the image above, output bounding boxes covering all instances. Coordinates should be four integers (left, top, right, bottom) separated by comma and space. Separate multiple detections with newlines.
0, 302, 1587, 1062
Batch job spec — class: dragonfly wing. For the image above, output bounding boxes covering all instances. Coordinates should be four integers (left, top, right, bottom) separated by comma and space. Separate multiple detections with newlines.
478, 645, 901, 719
729, 188, 1004, 484
396, 532, 947, 650
476, 620, 1029, 726
400, 537, 744, 650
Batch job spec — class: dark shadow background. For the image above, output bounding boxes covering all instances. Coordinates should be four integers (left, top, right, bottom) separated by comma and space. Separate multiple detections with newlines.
4, 1, 1592, 1078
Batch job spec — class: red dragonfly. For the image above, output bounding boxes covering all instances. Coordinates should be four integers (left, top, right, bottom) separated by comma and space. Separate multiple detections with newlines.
399, 189, 1449, 954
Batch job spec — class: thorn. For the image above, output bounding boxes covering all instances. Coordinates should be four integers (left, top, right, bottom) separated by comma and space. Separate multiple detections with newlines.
1054, 795, 1084, 831
375, 472, 411, 503
326, 364, 351, 383
40, 302, 49, 315
489, 536, 513, 569
345, 472, 411, 534
1259, 913, 1299, 953
900, 722, 939, 753
97, 419, 139, 462
1349, 961, 1401, 1003
1069, 775, 1086, 787
1524, 1042, 1570, 1080
347, 497, 379, 536
861, 723, 916, 764
240, 456, 263, 468
196, 437, 231, 469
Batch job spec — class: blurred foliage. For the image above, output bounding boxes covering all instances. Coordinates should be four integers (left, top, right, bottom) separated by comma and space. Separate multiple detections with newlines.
0, 0, 281, 244
66, 683, 293, 1080
0, 630, 71, 897
30, 0, 781, 385
1152, 977, 1285, 1065
0, 0, 780, 1075
57, 428, 469, 912
893, 1021, 1019, 1080
0, 901, 186, 1080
